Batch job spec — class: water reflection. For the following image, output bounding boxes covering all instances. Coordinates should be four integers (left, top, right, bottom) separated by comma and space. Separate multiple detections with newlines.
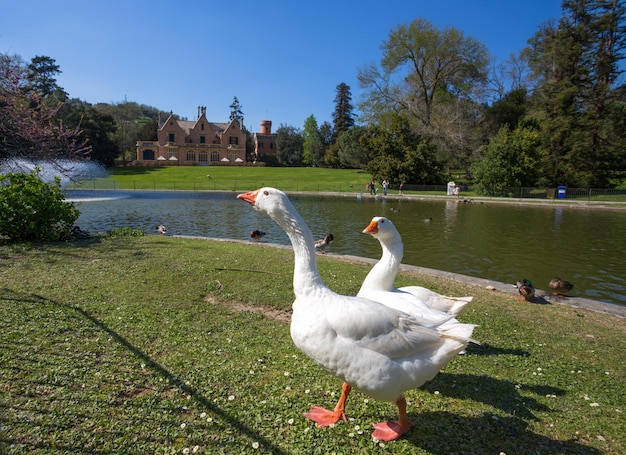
67, 190, 626, 307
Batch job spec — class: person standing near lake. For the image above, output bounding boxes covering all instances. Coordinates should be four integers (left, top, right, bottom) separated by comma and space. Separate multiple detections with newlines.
369, 179, 376, 195
399, 182, 405, 195
382, 179, 389, 196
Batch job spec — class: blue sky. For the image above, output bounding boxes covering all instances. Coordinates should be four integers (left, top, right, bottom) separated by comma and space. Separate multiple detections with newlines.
2, 0, 564, 132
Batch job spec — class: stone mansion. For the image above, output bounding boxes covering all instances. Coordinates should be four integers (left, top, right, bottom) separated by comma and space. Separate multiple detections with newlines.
135, 107, 276, 166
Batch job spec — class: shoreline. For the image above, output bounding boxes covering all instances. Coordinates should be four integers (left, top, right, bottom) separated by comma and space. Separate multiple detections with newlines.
174, 235, 626, 318
66, 188, 626, 210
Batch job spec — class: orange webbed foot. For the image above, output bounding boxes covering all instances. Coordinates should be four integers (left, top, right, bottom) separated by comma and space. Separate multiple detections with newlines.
303, 406, 347, 427
371, 419, 413, 441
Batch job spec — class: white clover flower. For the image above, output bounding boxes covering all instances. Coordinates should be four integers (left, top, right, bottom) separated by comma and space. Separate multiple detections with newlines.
228, 395, 235, 401
207, 417, 213, 423
284, 372, 290, 376
182, 448, 190, 454
590, 402, 600, 407
305, 389, 310, 394
192, 446, 199, 453
434, 391, 440, 395
252, 441, 260, 449
180, 423, 186, 429
200, 412, 206, 418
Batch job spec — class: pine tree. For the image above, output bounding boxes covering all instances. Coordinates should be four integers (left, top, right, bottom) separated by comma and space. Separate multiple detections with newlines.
229, 96, 245, 130
332, 82, 354, 141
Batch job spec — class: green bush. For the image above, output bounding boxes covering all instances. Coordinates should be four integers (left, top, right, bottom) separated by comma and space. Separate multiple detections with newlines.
0, 168, 79, 241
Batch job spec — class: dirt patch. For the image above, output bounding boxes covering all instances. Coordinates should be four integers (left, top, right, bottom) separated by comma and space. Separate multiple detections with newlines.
204, 294, 291, 323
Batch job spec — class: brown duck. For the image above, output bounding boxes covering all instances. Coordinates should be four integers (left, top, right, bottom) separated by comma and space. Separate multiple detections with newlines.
549, 278, 574, 297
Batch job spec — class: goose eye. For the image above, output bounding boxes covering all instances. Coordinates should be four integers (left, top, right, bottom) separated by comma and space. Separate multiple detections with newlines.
263, 190, 269, 196
380, 219, 385, 224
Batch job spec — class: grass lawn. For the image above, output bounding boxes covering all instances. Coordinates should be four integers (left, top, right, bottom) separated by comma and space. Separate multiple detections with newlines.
69, 166, 626, 202
79, 166, 377, 193
1, 236, 624, 454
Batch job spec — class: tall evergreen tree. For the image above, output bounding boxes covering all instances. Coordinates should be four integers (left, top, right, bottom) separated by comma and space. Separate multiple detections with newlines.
26, 55, 64, 98
527, 0, 626, 186
229, 96, 245, 130
331, 82, 354, 140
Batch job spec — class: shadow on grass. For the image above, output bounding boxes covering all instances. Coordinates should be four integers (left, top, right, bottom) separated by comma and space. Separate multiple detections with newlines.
2, 288, 289, 455
406, 411, 601, 454
109, 166, 168, 176
423, 372, 564, 421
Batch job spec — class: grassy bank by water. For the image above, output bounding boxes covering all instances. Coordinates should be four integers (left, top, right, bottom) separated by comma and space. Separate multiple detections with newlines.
1, 236, 624, 454
79, 166, 376, 193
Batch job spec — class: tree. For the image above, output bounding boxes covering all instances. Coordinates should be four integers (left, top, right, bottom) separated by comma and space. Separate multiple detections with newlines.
0, 53, 89, 163
525, 0, 626, 186
229, 96, 244, 129
26, 55, 64, 98
58, 99, 120, 166
275, 124, 304, 166
361, 112, 444, 184
471, 125, 541, 196
357, 18, 490, 172
336, 126, 369, 168
302, 115, 324, 166
358, 19, 489, 129
332, 82, 355, 140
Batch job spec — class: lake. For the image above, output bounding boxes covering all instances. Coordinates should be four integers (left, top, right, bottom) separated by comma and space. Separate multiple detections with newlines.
66, 190, 626, 307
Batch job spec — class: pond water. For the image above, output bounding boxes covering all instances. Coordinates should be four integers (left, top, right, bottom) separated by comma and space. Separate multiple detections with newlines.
66, 190, 626, 307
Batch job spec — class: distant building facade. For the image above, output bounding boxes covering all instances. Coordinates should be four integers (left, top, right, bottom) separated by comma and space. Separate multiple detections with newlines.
252, 120, 277, 162
135, 106, 247, 166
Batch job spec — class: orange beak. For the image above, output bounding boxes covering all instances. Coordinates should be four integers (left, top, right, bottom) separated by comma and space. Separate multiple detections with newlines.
237, 190, 259, 205
362, 219, 379, 234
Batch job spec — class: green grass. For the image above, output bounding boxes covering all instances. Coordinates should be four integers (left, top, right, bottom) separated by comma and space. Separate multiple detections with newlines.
72, 166, 375, 193
1, 236, 624, 454
67, 166, 626, 202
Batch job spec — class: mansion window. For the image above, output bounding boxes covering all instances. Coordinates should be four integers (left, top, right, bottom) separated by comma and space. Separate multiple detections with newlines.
200, 135, 206, 144
199, 152, 208, 162
228, 151, 238, 162
210, 152, 220, 162
186, 151, 196, 161
143, 149, 155, 160
166, 147, 177, 159
168, 133, 175, 143
229, 136, 238, 145
270, 143, 274, 149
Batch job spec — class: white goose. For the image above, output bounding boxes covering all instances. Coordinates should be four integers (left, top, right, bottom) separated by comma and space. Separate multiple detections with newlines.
359, 217, 472, 316
237, 188, 476, 441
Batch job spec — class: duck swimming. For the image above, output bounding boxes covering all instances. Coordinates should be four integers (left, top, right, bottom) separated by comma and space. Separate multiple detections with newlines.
237, 188, 476, 441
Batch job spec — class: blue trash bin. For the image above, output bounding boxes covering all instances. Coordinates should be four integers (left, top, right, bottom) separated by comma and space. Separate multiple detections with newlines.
557, 186, 567, 199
